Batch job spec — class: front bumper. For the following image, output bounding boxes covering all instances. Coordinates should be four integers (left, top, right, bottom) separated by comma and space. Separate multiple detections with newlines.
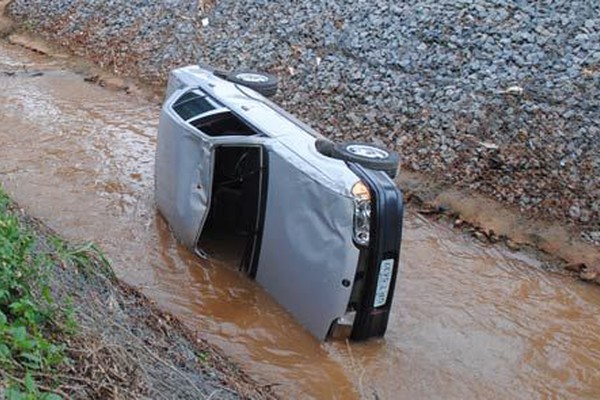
348, 163, 404, 340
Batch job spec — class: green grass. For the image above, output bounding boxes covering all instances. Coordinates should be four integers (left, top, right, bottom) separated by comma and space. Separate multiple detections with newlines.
0, 187, 75, 399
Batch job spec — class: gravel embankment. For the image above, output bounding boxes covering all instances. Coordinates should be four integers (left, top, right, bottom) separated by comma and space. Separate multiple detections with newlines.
7, 0, 600, 241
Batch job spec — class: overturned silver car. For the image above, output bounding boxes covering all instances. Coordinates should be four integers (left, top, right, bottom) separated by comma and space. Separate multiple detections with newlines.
155, 65, 404, 341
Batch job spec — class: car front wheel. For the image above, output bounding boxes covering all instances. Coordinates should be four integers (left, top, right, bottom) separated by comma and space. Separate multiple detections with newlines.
316, 140, 400, 179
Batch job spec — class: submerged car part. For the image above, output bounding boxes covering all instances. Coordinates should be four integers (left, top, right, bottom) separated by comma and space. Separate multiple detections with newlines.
348, 164, 403, 340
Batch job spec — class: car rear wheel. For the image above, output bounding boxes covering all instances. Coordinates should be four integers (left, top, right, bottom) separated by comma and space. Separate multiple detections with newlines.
316, 139, 400, 179
226, 70, 278, 98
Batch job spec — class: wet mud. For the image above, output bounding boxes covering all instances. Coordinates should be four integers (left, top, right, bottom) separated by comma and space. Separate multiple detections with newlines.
1, 40, 600, 399
399, 172, 600, 284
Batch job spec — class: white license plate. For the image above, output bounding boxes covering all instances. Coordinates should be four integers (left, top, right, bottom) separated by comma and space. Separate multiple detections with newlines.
373, 259, 394, 308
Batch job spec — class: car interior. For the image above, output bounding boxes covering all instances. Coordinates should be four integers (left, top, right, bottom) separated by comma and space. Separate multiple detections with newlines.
190, 111, 259, 137
197, 145, 265, 276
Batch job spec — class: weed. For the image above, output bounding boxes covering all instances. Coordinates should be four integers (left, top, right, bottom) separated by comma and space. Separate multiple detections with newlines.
21, 20, 36, 32
50, 236, 114, 279
0, 187, 71, 398
196, 351, 209, 364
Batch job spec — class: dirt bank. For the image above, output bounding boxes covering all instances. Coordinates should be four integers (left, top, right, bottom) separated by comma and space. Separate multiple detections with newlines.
400, 171, 600, 283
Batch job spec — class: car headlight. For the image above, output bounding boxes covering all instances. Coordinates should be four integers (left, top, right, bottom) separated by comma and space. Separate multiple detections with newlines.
352, 181, 371, 246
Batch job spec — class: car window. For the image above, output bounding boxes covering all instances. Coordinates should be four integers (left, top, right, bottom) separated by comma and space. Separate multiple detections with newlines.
172, 91, 215, 121
190, 111, 258, 137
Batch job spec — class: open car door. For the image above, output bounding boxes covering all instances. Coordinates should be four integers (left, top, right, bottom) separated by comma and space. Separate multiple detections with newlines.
157, 87, 269, 269
155, 89, 217, 249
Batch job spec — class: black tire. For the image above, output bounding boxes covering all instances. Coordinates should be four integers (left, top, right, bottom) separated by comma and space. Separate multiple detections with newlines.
317, 140, 400, 179
226, 70, 278, 97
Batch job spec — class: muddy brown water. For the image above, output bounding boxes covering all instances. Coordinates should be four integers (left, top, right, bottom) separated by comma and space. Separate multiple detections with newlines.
1, 41, 600, 399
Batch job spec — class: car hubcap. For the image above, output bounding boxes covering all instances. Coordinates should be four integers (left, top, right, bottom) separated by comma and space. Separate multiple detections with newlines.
346, 144, 389, 159
236, 73, 269, 83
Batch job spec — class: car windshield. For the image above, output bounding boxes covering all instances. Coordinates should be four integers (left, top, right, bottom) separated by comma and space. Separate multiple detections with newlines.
172, 91, 216, 121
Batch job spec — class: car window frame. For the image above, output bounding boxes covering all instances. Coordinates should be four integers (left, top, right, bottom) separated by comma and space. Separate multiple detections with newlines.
170, 89, 228, 133
171, 89, 263, 139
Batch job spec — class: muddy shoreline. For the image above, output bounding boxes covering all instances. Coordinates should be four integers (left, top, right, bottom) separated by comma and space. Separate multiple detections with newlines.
400, 171, 600, 283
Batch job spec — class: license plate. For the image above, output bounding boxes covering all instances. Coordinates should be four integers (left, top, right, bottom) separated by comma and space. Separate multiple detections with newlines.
373, 259, 394, 308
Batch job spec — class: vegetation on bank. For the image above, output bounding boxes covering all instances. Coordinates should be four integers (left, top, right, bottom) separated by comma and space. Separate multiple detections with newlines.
0, 186, 275, 399
0, 187, 109, 399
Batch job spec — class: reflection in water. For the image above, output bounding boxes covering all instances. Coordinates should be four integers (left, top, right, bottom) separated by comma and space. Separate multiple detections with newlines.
1, 42, 600, 399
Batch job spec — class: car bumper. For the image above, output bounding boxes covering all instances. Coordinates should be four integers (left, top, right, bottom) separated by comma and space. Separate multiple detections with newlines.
347, 163, 404, 340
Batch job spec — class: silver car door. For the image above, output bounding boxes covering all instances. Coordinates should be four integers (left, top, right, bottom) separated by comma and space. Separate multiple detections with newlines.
155, 89, 218, 250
